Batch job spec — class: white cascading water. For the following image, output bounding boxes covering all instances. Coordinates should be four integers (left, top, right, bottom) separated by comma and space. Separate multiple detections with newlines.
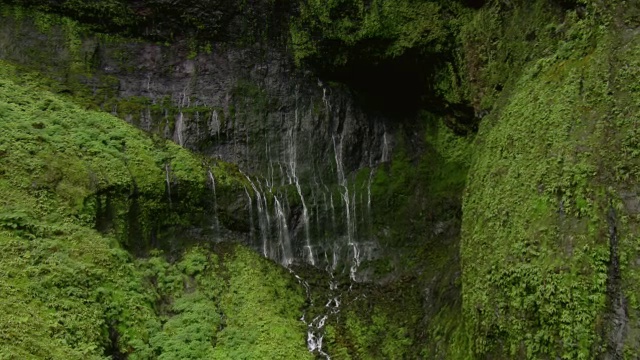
207, 169, 220, 236
267, 150, 276, 188
243, 186, 255, 243
306, 276, 345, 360
175, 111, 184, 146
194, 82, 389, 359
165, 163, 172, 205
257, 181, 272, 258
146, 72, 395, 360
351, 187, 358, 241
209, 110, 220, 138
367, 167, 374, 216
244, 175, 270, 258
332, 135, 360, 281
174, 91, 188, 146
329, 191, 336, 234
284, 108, 315, 266
382, 130, 390, 163
292, 265, 340, 360
274, 196, 294, 267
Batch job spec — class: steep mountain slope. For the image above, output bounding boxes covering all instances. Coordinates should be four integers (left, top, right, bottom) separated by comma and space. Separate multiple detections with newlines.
459, 1, 640, 358
0, 65, 311, 359
2, 0, 640, 359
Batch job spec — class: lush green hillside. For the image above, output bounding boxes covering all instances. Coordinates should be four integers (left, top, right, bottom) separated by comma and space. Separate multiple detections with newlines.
459, 0, 640, 358
0, 64, 311, 359
3, 0, 640, 359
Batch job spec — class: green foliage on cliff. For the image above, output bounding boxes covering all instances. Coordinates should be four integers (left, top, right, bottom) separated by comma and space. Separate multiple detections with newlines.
459, 0, 640, 358
0, 65, 311, 359
342, 118, 471, 359
458, 0, 570, 109
1, 0, 287, 43
0, 61, 202, 223
6, 0, 640, 359
463, 51, 609, 358
323, 281, 421, 359
290, 0, 460, 67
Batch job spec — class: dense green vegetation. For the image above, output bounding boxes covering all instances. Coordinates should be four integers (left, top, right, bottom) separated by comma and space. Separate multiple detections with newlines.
1, 0, 292, 43
289, 0, 461, 67
293, 0, 640, 358
0, 64, 311, 359
3, 0, 640, 359
460, 0, 640, 358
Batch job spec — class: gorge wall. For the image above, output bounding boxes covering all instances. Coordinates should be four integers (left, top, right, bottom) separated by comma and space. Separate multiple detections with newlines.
0, 8, 398, 276
3, 0, 640, 359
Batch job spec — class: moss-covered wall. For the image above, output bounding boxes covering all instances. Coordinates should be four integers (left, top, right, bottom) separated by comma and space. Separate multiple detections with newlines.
6, 0, 640, 358
0, 60, 250, 253
0, 58, 312, 359
1, 0, 293, 44
459, 0, 640, 358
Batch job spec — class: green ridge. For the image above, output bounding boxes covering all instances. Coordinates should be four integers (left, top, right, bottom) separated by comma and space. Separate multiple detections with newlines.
0, 63, 310, 359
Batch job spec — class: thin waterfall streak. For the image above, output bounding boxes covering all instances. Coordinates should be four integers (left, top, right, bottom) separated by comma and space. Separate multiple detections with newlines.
244, 174, 269, 259
352, 189, 358, 240
332, 133, 361, 280
382, 130, 390, 163
257, 181, 272, 257
274, 196, 293, 267
207, 169, 220, 236
175, 111, 184, 146
330, 193, 336, 233
279, 163, 286, 187
165, 163, 172, 205
294, 251, 336, 360
243, 185, 255, 242
265, 140, 272, 187
174, 91, 188, 147
285, 107, 314, 266
297, 180, 314, 266
367, 168, 374, 216
210, 110, 220, 138
322, 192, 328, 217
343, 190, 352, 244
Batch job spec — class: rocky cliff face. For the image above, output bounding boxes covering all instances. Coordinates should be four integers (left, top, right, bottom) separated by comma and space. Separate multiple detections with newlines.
0, 9, 401, 276
457, 1, 640, 358
0, 2, 472, 357
14, 1, 640, 359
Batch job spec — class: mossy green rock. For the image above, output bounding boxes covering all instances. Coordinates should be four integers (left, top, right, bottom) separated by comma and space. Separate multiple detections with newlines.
0, 65, 310, 359
461, 1, 640, 358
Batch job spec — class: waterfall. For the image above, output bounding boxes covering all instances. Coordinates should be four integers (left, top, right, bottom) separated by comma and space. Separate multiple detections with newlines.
382, 130, 390, 163
329, 191, 336, 233
244, 174, 270, 258
243, 186, 255, 242
209, 110, 220, 138
299, 193, 313, 266
174, 91, 188, 146
165, 163, 172, 205
174, 111, 184, 146
224, 83, 388, 359
258, 181, 272, 258
291, 267, 337, 360
206, 82, 385, 279
307, 314, 330, 360
274, 196, 293, 267
332, 135, 361, 281
367, 168, 374, 215
207, 169, 220, 237
351, 188, 358, 241
284, 107, 314, 266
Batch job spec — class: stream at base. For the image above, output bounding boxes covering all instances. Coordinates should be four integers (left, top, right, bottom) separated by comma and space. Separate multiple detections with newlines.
291, 270, 344, 360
